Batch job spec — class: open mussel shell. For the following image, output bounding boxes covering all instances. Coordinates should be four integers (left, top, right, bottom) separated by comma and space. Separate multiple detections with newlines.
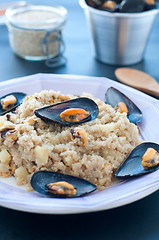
30, 171, 97, 198
105, 87, 142, 124
34, 97, 99, 126
115, 142, 159, 179
0, 92, 27, 116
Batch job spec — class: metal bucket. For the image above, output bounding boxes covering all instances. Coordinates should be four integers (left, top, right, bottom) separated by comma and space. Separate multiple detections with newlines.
79, 0, 159, 65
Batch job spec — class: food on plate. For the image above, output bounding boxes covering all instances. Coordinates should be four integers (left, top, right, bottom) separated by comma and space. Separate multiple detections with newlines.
30, 171, 97, 197
0, 90, 140, 191
114, 102, 128, 114
105, 87, 142, 124
34, 97, 99, 126
1, 94, 17, 110
45, 181, 77, 197
115, 142, 159, 179
141, 147, 159, 169
60, 108, 91, 123
70, 127, 88, 147
0, 92, 26, 116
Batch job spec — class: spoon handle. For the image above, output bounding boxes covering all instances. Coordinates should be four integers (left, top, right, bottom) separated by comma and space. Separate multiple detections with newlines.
115, 68, 159, 98
139, 85, 159, 97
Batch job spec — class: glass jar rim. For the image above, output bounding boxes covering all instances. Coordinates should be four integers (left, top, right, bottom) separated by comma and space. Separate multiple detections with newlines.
5, 4, 67, 30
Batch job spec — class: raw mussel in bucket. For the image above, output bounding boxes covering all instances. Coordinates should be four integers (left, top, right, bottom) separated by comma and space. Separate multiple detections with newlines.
98, 1, 119, 11
105, 87, 142, 124
30, 171, 97, 198
0, 92, 27, 115
86, 0, 157, 12
86, 0, 120, 11
34, 97, 99, 126
119, 0, 156, 13
115, 142, 159, 179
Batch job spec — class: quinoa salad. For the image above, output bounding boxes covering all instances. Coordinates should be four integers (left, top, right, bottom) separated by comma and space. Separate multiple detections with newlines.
0, 90, 140, 190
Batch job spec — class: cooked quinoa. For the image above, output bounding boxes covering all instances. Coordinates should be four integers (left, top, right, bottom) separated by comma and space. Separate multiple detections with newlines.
0, 90, 140, 190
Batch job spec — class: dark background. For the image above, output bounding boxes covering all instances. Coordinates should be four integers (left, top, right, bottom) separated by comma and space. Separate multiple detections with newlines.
0, 0, 159, 239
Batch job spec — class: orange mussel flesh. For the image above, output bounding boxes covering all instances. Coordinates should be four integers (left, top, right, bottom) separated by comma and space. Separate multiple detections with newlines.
60, 108, 91, 123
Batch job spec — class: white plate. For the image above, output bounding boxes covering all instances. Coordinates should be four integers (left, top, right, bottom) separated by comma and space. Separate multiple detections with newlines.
0, 73, 159, 214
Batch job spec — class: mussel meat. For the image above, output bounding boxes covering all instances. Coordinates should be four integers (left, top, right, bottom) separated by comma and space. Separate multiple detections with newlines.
99, 1, 118, 12
115, 142, 159, 179
141, 147, 159, 169
144, 0, 156, 10
105, 87, 142, 124
0, 92, 27, 115
34, 97, 99, 126
45, 181, 77, 197
30, 171, 97, 198
70, 127, 88, 146
60, 108, 91, 123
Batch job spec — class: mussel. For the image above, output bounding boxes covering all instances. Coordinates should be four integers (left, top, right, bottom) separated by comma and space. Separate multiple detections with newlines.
86, 0, 157, 12
144, 0, 156, 10
118, 0, 157, 12
30, 171, 97, 198
86, 0, 104, 8
87, 0, 120, 11
105, 87, 142, 124
119, 0, 145, 13
34, 97, 99, 126
115, 142, 159, 179
99, 1, 118, 12
0, 92, 27, 115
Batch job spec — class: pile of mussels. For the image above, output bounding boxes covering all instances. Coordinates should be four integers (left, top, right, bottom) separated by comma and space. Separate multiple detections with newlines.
86, 0, 157, 13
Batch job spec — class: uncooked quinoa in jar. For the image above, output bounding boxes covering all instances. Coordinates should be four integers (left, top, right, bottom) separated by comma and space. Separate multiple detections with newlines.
5, 5, 67, 60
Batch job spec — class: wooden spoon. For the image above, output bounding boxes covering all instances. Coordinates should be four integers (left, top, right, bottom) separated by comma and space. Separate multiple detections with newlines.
115, 68, 159, 97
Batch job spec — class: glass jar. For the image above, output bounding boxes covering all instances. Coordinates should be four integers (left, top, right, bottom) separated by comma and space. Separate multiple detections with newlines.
5, 5, 67, 61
